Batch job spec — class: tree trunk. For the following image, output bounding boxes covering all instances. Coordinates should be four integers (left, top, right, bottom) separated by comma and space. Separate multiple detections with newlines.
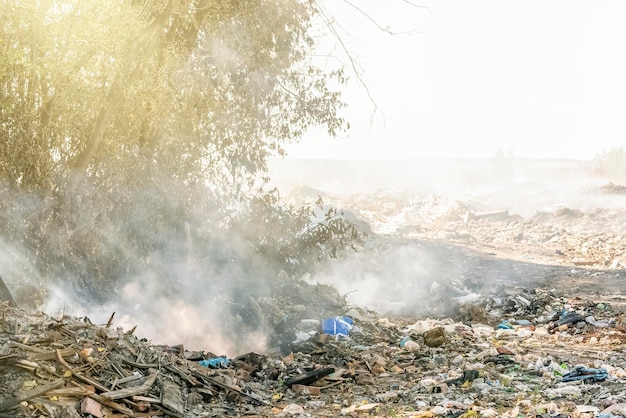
66, 0, 174, 194
0, 275, 17, 306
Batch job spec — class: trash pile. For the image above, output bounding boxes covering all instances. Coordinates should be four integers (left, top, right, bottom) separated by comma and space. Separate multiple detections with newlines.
328, 187, 626, 271
3, 180, 626, 417
3, 267, 626, 418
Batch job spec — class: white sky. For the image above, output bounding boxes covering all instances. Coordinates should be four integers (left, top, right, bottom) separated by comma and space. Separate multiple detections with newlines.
284, 0, 626, 160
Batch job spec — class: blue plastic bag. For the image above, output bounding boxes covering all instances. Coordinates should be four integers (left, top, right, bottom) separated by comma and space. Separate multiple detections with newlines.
199, 357, 230, 368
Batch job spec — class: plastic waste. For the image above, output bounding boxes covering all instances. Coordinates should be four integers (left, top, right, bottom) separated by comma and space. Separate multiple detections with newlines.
496, 320, 513, 329
585, 315, 610, 327
399, 336, 412, 347
556, 311, 583, 326
561, 365, 609, 382
321, 316, 353, 337
398, 335, 421, 351
198, 357, 230, 368
292, 319, 320, 343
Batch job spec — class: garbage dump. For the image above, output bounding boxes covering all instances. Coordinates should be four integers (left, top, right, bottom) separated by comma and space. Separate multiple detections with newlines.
3, 182, 626, 417
2, 264, 626, 418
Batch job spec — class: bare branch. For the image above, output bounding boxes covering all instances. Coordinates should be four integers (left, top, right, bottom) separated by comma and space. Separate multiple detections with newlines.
340, 0, 416, 35
313, 2, 380, 127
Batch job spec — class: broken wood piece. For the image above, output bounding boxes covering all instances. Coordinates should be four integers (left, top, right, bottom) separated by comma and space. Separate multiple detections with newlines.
122, 358, 158, 368
165, 364, 200, 387
56, 348, 76, 374
102, 368, 158, 400
30, 347, 74, 362
73, 373, 110, 393
87, 393, 136, 417
9, 341, 47, 353
119, 338, 138, 356
15, 358, 39, 371
111, 372, 143, 390
0, 378, 65, 412
161, 379, 185, 416
105, 312, 115, 328
320, 380, 344, 390
99, 327, 120, 340
194, 387, 217, 397
47, 386, 94, 397
110, 360, 130, 379
132, 395, 161, 403
191, 370, 269, 406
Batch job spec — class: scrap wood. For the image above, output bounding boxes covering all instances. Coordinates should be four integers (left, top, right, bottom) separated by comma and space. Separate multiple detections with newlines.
123, 358, 158, 368
111, 360, 131, 379
72, 373, 110, 393
191, 370, 270, 406
111, 372, 143, 390
9, 340, 47, 353
0, 378, 65, 412
14, 358, 39, 371
194, 387, 218, 397
101, 368, 158, 400
160, 379, 185, 416
132, 395, 161, 403
165, 364, 201, 386
154, 404, 184, 418
0, 353, 18, 361
30, 347, 74, 362
105, 312, 115, 328
87, 393, 136, 417
119, 337, 138, 356
56, 348, 76, 374
320, 380, 345, 390
47, 386, 94, 397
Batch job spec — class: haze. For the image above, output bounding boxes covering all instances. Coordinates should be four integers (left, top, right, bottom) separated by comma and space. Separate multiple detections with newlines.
285, 0, 626, 160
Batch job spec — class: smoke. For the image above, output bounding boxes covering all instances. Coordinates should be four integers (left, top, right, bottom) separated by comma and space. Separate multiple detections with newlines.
0, 175, 283, 357
305, 239, 468, 316
3, 155, 625, 357
270, 156, 626, 316
37, 246, 274, 356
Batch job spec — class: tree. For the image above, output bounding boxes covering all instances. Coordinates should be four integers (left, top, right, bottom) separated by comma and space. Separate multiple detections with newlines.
0, 0, 360, 302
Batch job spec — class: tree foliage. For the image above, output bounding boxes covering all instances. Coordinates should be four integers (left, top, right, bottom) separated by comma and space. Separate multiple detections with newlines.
0, 0, 362, 303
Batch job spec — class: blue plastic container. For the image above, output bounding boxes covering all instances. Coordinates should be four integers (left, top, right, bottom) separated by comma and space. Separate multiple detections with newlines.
322, 316, 354, 336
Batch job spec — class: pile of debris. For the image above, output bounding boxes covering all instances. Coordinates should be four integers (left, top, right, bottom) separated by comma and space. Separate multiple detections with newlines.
326, 187, 626, 271
3, 269, 626, 418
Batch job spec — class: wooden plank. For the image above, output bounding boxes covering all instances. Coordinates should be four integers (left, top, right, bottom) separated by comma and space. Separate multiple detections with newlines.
73, 373, 110, 393
30, 347, 75, 361
88, 393, 136, 417
102, 369, 158, 400
9, 341, 47, 353
132, 395, 161, 403
161, 379, 185, 416
0, 378, 65, 412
